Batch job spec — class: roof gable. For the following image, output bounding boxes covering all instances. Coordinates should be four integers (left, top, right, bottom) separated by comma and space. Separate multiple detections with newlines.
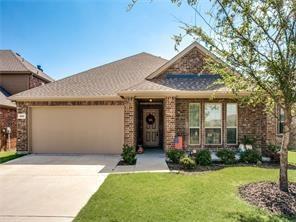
146, 42, 224, 80
0, 50, 54, 82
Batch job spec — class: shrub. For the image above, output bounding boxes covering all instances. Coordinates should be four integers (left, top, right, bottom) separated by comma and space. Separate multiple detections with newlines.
240, 149, 261, 164
121, 144, 136, 165
196, 149, 212, 166
266, 144, 281, 163
180, 157, 196, 170
167, 149, 185, 164
217, 149, 236, 164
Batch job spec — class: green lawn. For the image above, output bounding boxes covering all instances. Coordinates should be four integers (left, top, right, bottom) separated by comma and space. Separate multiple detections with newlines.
0, 150, 24, 164
289, 151, 296, 165
75, 167, 296, 222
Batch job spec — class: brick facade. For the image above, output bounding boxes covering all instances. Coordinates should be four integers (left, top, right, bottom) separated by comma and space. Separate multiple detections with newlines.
16, 100, 124, 153
164, 97, 176, 150
124, 97, 137, 147
0, 107, 17, 149
175, 99, 269, 152
29, 75, 46, 89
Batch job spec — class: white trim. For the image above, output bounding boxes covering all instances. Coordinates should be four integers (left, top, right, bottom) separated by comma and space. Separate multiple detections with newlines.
226, 103, 238, 145
204, 103, 222, 145
189, 103, 201, 145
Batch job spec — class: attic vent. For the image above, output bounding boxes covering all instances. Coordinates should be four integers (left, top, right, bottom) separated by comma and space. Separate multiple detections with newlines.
37, 65, 43, 72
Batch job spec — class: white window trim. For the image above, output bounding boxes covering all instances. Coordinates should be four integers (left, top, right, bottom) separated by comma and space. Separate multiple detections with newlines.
189, 103, 201, 145
226, 103, 238, 145
204, 103, 222, 145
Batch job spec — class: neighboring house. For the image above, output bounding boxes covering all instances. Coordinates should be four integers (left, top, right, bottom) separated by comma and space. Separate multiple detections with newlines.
0, 50, 54, 149
10, 42, 296, 154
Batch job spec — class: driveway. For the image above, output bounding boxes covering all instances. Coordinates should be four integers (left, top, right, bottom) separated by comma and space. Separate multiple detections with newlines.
0, 154, 120, 222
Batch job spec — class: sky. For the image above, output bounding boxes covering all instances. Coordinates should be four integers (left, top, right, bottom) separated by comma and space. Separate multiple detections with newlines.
0, 0, 209, 80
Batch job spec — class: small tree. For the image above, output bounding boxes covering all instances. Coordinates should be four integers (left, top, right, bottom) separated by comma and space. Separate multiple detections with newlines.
130, 0, 296, 192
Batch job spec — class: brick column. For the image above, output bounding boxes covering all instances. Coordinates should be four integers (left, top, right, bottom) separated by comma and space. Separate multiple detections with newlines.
164, 96, 176, 151
124, 97, 136, 147
16, 102, 29, 153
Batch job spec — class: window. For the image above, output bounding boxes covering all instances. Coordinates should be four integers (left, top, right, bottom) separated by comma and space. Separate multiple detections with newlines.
189, 103, 200, 144
226, 103, 238, 144
205, 103, 222, 144
277, 107, 284, 134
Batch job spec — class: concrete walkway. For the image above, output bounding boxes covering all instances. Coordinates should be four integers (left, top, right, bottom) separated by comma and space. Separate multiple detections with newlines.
113, 149, 169, 173
0, 154, 120, 222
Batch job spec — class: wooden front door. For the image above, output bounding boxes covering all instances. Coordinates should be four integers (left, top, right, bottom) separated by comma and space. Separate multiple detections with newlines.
143, 109, 159, 147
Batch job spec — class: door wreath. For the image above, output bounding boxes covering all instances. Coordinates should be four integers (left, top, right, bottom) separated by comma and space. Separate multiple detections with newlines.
146, 114, 155, 125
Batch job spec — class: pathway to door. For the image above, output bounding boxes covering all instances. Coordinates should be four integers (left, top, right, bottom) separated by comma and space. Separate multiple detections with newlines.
113, 149, 169, 173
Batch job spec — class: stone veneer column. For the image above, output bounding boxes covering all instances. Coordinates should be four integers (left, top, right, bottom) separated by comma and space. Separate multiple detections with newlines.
16, 102, 29, 153
164, 96, 176, 151
124, 97, 136, 147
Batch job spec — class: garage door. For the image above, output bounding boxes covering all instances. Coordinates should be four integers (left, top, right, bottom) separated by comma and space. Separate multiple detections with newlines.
30, 106, 124, 154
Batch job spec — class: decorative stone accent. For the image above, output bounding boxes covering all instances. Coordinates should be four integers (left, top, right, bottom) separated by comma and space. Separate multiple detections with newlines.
124, 97, 136, 147
15, 100, 124, 153
164, 97, 176, 150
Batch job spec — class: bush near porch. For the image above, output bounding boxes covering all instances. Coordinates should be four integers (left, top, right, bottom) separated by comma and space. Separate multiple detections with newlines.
75, 167, 296, 222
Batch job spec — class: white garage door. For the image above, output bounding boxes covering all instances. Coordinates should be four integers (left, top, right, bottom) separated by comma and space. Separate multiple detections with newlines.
30, 106, 124, 154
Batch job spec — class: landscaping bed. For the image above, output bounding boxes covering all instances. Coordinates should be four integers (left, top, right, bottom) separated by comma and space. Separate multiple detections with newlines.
239, 182, 296, 217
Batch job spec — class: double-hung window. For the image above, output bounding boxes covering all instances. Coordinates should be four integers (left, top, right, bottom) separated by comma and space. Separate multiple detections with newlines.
226, 103, 238, 144
205, 103, 222, 144
277, 107, 284, 134
189, 103, 200, 145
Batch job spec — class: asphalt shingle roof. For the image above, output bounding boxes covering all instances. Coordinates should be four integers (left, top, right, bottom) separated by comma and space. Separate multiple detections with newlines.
0, 87, 16, 108
10, 53, 168, 100
0, 50, 54, 82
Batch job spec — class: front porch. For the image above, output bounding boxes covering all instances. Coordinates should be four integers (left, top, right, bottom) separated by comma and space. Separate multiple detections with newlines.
124, 97, 176, 152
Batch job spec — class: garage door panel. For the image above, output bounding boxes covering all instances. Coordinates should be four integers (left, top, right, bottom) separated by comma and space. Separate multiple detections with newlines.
31, 106, 124, 154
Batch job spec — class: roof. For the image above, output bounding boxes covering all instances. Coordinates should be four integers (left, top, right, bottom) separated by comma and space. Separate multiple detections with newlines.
0, 87, 16, 108
10, 53, 167, 101
0, 50, 54, 82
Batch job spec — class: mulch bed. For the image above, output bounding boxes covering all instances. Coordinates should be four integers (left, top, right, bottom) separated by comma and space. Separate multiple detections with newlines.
239, 182, 296, 217
117, 159, 137, 166
166, 161, 296, 172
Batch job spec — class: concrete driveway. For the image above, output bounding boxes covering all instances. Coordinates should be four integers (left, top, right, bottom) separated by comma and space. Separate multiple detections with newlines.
0, 154, 120, 222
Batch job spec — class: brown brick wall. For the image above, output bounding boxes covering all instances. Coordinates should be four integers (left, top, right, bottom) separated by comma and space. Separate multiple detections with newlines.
124, 97, 136, 147
164, 97, 176, 150
155, 47, 212, 80
176, 99, 267, 152
0, 107, 17, 149
16, 100, 124, 153
29, 75, 47, 89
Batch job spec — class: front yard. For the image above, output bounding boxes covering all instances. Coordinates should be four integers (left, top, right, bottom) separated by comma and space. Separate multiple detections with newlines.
289, 151, 296, 165
75, 167, 296, 222
0, 150, 24, 164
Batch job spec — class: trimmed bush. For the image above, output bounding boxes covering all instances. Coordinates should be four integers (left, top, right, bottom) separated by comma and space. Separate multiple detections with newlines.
167, 149, 185, 164
180, 157, 196, 170
266, 144, 280, 163
121, 144, 136, 165
196, 149, 212, 166
240, 150, 261, 164
217, 149, 236, 164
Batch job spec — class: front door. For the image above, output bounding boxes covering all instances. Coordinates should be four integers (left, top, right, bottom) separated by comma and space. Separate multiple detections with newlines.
143, 109, 159, 147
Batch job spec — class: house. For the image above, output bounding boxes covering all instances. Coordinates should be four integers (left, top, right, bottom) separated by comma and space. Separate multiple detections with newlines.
0, 50, 54, 149
9, 42, 296, 154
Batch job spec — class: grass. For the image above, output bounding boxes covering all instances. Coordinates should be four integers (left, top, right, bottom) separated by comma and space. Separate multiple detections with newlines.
75, 167, 296, 222
0, 150, 25, 164
289, 151, 296, 165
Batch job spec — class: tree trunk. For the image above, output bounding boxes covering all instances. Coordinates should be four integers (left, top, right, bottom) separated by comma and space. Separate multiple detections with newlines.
279, 108, 291, 192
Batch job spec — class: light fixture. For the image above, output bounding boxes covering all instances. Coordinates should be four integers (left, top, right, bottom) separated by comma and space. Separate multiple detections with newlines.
149, 98, 152, 102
